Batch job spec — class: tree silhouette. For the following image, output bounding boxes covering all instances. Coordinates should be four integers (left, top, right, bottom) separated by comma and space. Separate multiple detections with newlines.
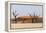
32, 13, 36, 23
28, 13, 32, 23
23, 19, 25, 23
29, 14, 31, 16
35, 14, 38, 22
13, 10, 19, 23
33, 13, 38, 23
28, 13, 32, 16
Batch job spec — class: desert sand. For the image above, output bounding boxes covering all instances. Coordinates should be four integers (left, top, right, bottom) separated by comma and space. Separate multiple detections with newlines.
11, 23, 43, 29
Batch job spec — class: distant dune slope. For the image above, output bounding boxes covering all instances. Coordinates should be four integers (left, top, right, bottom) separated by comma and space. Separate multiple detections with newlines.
18, 16, 43, 20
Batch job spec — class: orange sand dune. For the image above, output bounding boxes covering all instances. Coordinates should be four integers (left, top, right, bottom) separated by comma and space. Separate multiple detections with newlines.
18, 16, 32, 19
17, 16, 43, 20
18, 16, 43, 19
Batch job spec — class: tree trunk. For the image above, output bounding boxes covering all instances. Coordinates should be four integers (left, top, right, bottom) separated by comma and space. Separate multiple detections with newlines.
23, 19, 24, 23
15, 16, 17, 23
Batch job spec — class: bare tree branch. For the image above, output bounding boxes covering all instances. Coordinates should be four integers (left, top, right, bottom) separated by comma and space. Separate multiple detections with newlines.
13, 10, 19, 23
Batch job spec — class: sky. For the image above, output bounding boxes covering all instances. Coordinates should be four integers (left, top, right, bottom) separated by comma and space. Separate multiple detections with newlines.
11, 4, 42, 18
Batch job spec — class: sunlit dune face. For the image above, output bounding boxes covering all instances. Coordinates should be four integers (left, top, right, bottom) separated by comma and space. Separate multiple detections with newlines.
17, 16, 43, 21
18, 16, 43, 19
18, 16, 32, 19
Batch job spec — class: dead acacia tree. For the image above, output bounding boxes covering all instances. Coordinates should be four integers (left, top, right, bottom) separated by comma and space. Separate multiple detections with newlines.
35, 14, 37, 22
33, 13, 38, 23
32, 13, 35, 23
22, 18, 24, 23
13, 10, 19, 23
28, 13, 32, 23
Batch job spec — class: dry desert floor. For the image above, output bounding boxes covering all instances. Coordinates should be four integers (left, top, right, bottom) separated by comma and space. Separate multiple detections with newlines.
10, 23, 43, 29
